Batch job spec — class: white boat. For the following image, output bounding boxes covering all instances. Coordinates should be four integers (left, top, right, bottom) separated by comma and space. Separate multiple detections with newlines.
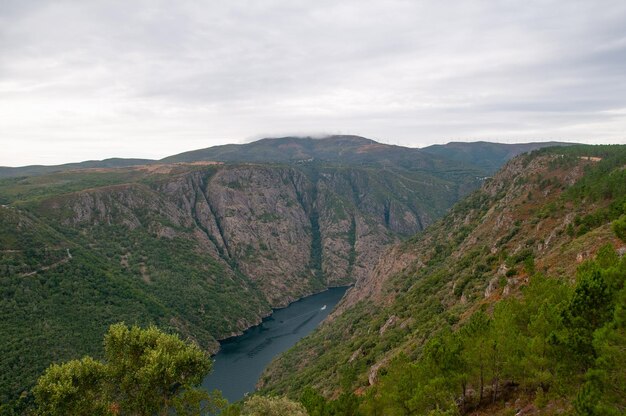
320, 305, 327, 310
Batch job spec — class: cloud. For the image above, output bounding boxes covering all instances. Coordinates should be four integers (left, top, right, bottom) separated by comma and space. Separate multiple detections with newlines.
0, 0, 625, 165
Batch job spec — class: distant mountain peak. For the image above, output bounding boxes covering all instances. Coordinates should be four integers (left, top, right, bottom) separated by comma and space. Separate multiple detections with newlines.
257, 134, 374, 142
0, 136, 575, 178
160, 135, 404, 165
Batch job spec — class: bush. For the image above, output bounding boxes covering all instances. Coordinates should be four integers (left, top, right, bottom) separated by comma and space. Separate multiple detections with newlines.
613, 215, 626, 243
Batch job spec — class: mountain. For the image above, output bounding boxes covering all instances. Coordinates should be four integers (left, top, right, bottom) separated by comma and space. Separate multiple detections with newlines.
259, 145, 626, 414
0, 136, 569, 179
2, 135, 441, 179
422, 141, 573, 173
163, 135, 428, 166
0, 136, 573, 406
0, 158, 155, 178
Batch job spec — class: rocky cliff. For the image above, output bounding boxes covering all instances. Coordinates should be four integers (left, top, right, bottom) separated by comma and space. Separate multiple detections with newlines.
33, 163, 445, 307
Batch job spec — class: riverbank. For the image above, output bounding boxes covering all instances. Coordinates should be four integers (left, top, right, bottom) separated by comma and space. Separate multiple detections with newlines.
213, 284, 353, 346
202, 286, 349, 402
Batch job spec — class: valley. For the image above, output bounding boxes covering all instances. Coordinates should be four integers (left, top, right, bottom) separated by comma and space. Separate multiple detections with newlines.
5, 2, 625, 413
0, 136, 504, 406
1, 137, 622, 415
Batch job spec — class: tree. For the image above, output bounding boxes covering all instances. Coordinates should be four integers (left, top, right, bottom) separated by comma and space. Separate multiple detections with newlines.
171, 388, 226, 416
422, 331, 466, 402
375, 355, 422, 415
359, 387, 386, 416
330, 392, 362, 416
525, 302, 561, 389
488, 300, 526, 403
459, 311, 490, 404
575, 286, 626, 416
367, 352, 457, 416
34, 323, 221, 416
595, 244, 619, 270
612, 215, 626, 243
563, 269, 614, 368
518, 274, 569, 391
104, 323, 212, 415
300, 387, 328, 416
300, 387, 362, 416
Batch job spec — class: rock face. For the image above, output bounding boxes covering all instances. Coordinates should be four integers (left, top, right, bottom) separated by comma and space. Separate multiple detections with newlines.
35, 163, 455, 311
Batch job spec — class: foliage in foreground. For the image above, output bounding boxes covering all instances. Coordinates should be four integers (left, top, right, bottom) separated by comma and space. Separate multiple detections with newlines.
33, 324, 224, 416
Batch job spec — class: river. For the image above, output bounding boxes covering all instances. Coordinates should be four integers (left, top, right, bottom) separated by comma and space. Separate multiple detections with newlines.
202, 286, 348, 403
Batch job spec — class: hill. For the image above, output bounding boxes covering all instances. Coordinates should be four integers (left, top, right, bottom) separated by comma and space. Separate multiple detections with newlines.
0, 136, 570, 180
422, 141, 573, 173
162, 136, 426, 166
259, 145, 626, 415
0, 158, 155, 178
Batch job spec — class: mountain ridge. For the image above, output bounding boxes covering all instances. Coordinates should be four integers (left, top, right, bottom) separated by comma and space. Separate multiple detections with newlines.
422, 140, 574, 173
0, 136, 573, 178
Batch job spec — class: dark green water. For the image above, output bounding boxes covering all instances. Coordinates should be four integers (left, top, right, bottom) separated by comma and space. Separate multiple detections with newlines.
202, 286, 348, 402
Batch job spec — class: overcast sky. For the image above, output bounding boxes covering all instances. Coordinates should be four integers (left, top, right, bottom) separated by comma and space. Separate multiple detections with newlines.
1, 1, 626, 166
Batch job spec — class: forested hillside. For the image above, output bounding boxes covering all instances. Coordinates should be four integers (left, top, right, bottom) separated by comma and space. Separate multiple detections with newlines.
260, 145, 626, 415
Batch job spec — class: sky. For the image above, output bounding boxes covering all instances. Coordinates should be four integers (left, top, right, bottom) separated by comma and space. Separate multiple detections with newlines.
1, 1, 626, 166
